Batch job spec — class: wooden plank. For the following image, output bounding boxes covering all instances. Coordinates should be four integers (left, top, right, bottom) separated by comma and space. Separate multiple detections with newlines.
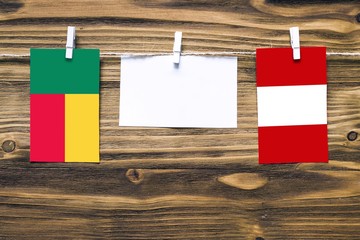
0, 1, 359, 54
0, 56, 359, 167
0, 0, 359, 239
0, 166, 360, 239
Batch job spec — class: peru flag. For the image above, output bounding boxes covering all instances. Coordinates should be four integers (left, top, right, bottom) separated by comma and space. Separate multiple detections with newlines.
256, 47, 328, 164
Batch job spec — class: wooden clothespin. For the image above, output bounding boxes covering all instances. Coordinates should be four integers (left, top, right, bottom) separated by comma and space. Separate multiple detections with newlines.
66, 26, 76, 59
173, 31, 182, 64
290, 27, 300, 60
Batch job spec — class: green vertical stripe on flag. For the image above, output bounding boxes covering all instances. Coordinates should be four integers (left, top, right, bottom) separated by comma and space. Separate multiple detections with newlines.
30, 49, 100, 94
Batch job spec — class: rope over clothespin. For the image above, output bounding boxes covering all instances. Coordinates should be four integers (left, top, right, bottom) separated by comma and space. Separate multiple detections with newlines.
290, 27, 300, 60
66, 26, 76, 59
173, 31, 182, 64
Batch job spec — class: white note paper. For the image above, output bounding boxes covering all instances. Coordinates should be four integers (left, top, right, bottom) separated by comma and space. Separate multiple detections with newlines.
119, 56, 237, 128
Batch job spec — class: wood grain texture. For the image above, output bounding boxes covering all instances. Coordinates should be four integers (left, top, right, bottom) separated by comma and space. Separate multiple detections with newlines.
0, 0, 359, 239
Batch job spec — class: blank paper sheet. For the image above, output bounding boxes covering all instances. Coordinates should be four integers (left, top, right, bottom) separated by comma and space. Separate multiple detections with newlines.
119, 56, 237, 128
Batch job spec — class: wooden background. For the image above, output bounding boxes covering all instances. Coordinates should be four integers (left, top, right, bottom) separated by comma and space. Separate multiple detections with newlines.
1, 0, 360, 239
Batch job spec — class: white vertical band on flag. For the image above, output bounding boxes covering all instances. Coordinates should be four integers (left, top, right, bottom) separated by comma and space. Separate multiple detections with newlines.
257, 84, 327, 127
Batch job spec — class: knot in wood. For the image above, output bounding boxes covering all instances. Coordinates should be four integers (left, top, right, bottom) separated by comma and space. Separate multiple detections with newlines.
125, 169, 144, 184
2, 140, 16, 153
356, 13, 360, 23
255, 237, 265, 240
218, 173, 268, 190
347, 131, 358, 141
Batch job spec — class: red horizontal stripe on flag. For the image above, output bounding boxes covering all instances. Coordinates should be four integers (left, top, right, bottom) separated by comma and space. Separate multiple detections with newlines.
30, 94, 65, 162
258, 124, 328, 164
256, 47, 327, 87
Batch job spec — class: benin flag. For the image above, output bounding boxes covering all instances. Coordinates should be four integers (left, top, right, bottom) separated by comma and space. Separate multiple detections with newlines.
30, 49, 100, 162
256, 47, 328, 164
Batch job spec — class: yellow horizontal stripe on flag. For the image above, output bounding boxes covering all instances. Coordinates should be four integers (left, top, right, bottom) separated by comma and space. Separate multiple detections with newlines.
65, 94, 99, 163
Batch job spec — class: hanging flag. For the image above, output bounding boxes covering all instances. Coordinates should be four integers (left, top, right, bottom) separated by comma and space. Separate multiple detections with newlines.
30, 49, 100, 162
256, 47, 328, 164
119, 56, 238, 128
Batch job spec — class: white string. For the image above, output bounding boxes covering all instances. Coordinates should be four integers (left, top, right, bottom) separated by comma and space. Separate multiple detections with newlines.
0, 51, 360, 58
0, 53, 31, 57
103, 51, 257, 57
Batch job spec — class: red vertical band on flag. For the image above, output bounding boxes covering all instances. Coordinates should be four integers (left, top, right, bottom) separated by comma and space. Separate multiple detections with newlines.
30, 94, 65, 162
256, 47, 327, 87
258, 124, 328, 164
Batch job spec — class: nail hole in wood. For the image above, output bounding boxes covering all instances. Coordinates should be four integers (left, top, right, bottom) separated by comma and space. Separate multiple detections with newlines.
125, 169, 144, 185
2, 140, 16, 153
347, 131, 358, 141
